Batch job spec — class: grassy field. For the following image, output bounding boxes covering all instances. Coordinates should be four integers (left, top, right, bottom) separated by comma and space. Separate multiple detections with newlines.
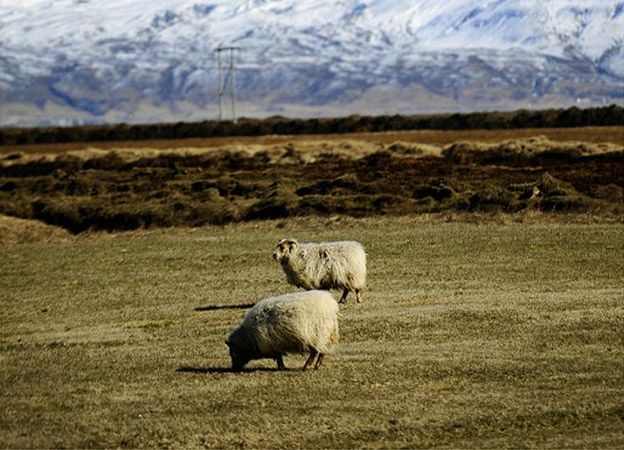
1, 216, 623, 448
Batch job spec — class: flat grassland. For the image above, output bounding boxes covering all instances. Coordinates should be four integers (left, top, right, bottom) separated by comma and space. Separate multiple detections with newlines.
1, 216, 623, 448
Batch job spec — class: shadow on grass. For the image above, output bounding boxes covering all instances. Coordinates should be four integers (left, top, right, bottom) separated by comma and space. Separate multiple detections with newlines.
194, 303, 255, 312
177, 366, 292, 374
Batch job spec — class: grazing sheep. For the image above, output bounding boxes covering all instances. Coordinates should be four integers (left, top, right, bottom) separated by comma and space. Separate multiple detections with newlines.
226, 290, 340, 371
272, 238, 367, 303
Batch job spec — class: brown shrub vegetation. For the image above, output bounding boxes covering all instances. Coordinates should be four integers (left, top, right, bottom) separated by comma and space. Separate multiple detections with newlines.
2, 105, 622, 146
1, 137, 622, 232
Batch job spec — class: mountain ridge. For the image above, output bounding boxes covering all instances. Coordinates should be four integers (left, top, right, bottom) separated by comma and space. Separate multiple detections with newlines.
1, 0, 623, 126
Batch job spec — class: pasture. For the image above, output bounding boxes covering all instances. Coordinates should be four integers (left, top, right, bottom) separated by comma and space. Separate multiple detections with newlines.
1, 215, 622, 448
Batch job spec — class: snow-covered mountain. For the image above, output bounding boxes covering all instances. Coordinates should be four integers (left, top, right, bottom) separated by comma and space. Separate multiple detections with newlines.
1, 0, 623, 126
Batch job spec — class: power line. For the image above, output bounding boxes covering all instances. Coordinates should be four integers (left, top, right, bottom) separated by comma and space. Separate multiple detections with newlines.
215, 46, 240, 123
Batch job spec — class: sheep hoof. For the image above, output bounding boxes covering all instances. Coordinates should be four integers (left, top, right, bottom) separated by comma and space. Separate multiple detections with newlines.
303, 351, 319, 370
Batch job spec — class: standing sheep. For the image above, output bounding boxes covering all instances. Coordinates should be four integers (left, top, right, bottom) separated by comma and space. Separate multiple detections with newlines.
226, 290, 340, 371
272, 238, 367, 304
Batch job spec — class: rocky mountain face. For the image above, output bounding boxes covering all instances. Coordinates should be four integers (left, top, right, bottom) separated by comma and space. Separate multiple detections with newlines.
1, 0, 623, 126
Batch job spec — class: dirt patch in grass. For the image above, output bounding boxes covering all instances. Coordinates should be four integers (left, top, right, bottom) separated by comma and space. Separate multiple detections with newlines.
1, 134, 622, 233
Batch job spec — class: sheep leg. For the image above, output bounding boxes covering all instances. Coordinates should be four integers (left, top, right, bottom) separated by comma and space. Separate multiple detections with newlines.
355, 289, 362, 303
313, 353, 325, 369
276, 355, 286, 370
338, 289, 349, 304
303, 350, 318, 370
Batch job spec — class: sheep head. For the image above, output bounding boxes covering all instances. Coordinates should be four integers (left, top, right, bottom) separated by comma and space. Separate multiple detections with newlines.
226, 333, 253, 372
272, 238, 299, 261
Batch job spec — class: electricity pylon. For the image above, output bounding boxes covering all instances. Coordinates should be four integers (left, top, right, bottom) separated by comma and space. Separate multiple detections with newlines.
215, 46, 240, 123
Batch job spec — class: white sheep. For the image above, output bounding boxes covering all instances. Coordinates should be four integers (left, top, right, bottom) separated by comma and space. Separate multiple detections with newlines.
226, 290, 340, 371
272, 238, 367, 304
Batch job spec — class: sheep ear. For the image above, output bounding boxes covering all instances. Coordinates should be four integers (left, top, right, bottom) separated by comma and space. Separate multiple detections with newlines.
287, 239, 298, 249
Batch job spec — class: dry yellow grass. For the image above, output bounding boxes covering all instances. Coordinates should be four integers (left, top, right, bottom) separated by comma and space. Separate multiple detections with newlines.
2, 133, 621, 168
2, 126, 622, 156
1, 216, 622, 448
0, 214, 71, 245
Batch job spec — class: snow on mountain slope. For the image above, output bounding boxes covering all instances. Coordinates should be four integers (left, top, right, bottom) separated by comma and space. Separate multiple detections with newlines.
1, 0, 623, 126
